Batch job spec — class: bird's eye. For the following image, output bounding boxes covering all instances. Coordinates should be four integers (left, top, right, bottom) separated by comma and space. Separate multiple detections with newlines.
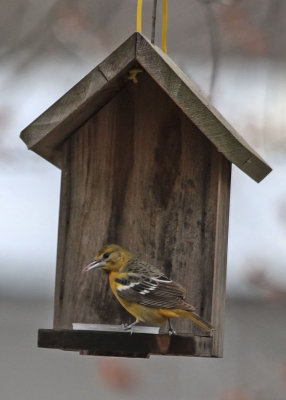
103, 252, 110, 259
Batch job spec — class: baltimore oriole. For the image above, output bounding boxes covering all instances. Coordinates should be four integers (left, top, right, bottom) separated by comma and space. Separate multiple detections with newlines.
83, 244, 214, 334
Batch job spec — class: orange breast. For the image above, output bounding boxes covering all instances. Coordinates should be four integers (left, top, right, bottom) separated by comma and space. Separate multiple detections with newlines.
109, 271, 134, 312
109, 271, 126, 298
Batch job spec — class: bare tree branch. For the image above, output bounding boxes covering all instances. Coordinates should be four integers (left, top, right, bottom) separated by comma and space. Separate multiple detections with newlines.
196, 0, 221, 101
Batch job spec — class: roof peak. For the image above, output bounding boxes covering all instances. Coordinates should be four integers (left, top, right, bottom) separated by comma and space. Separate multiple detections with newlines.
20, 32, 271, 182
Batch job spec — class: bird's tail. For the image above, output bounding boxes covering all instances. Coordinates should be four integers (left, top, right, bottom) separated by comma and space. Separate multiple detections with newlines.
160, 308, 215, 332
174, 310, 214, 332
186, 311, 214, 332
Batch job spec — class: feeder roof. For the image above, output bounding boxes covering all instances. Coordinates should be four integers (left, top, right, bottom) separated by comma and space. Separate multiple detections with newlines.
20, 32, 271, 182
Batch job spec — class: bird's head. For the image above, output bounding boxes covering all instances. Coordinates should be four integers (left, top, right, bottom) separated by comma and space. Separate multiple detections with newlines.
82, 244, 132, 273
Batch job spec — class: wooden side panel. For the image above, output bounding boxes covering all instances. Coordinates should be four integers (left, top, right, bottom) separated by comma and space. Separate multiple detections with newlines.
212, 158, 231, 357
54, 72, 229, 351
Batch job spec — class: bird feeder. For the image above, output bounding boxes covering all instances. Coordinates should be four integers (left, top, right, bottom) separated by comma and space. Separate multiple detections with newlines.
20, 33, 271, 358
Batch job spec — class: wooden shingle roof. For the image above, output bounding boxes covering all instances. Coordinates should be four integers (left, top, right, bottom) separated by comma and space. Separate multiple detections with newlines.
20, 32, 271, 182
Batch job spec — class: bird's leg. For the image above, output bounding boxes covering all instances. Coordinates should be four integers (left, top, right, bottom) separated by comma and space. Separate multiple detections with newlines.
122, 319, 138, 333
168, 319, 176, 335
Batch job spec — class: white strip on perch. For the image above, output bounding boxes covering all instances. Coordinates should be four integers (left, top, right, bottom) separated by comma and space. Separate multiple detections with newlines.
72, 323, 160, 334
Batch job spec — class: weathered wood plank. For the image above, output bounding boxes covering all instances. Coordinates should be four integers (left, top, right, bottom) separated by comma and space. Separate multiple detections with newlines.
53, 79, 137, 329
211, 157, 231, 357
20, 34, 137, 167
129, 74, 221, 337
53, 72, 223, 355
136, 34, 271, 182
38, 329, 214, 358
53, 144, 72, 327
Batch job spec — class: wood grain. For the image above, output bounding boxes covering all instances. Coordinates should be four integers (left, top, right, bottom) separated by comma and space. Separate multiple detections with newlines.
53, 72, 228, 358
211, 157, 231, 357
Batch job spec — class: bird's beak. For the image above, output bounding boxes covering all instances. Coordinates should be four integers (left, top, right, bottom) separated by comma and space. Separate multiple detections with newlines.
82, 258, 104, 272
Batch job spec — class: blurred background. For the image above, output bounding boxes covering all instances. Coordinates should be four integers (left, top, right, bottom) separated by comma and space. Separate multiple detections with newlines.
1, 0, 286, 399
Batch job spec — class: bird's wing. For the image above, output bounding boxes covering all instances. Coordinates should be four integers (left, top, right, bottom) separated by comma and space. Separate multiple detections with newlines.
116, 260, 195, 311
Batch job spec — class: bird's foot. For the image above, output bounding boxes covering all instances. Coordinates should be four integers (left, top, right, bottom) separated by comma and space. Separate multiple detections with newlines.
122, 320, 138, 335
168, 319, 176, 335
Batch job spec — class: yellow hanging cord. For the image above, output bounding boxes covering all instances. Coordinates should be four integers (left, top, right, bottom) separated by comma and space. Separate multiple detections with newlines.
137, 0, 167, 54
162, 0, 168, 53
137, 0, 143, 32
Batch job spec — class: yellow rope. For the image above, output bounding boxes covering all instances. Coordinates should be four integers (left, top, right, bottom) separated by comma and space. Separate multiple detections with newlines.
162, 0, 168, 53
137, 0, 168, 54
137, 0, 143, 33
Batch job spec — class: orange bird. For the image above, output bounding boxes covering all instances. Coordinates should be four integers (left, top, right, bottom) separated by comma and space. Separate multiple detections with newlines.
83, 244, 214, 334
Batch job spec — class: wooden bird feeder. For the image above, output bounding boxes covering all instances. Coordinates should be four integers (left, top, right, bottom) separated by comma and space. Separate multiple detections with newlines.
20, 33, 271, 358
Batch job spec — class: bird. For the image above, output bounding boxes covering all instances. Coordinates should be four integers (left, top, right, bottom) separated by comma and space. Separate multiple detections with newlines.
83, 244, 214, 334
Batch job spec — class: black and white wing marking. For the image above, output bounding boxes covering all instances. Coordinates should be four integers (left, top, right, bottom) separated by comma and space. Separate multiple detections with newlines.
116, 261, 195, 311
